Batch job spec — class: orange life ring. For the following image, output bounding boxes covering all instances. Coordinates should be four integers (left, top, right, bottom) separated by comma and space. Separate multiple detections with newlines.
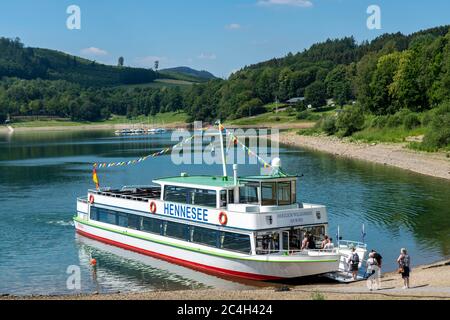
218, 212, 228, 225
89, 195, 95, 204
149, 201, 157, 214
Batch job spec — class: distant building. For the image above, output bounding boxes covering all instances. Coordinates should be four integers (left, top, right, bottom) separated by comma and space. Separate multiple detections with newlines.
285, 97, 305, 105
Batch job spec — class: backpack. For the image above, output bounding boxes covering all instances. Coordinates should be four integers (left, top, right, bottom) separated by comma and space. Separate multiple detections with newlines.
350, 253, 359, 265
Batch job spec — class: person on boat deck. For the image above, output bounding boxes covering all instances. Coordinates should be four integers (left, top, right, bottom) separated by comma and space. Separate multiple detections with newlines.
301, 234, 309, 250
348, 247, 360, 280
321, 235, 329, 249
397, 248, 411, 289
324, 238, 334, 251
307, 234, 316, 249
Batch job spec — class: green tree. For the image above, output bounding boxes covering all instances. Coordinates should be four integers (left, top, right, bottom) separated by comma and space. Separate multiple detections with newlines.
305, 81, 327, 108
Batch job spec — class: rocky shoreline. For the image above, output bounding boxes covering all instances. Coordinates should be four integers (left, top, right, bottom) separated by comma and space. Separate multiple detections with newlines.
278, 131, 450, 181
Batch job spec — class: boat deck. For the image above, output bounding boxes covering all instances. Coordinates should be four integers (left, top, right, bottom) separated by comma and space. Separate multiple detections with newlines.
90, 186, 161, 202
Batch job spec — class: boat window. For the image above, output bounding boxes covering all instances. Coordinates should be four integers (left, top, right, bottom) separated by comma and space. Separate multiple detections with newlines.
190, 189, 217, 207
255, 232, 280, 254
191, 226, 218, 247
261, 182, 277, 206
142, 217, 162, 235
278, 182, 292, 205
164, 186, 188, 203
219, 232, 251, 254
291, 180, 297, 203
164, 221, 188, 241
90, 207, 99, 221
220, 190, 227, 208
228, 190, 234, 204
97, 208, 117, 225
128, 214, 141, 230
165, 185, 217, 208
117, 213, 128, 227
239, 182, 259, 204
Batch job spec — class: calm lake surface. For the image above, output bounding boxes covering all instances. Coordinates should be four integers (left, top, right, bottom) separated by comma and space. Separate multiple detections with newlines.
0, 130, 449, 295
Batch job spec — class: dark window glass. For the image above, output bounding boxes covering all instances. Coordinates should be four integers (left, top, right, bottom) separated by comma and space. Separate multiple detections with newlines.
128, 214, 141, 230
117, 213, 128, 227
164, 186, 188, 203
261, 182, 277, 206
220, 232, 251, 254
98, 209, 116, 225
165, 221, 188, 240
190, 189, 216, 207
239, 183, 259, 204
142, 217, 162, 234
192, 226, 218, 247
228, 190, 234, 204
220, 190, 227, 208
278, 182, 291, 205
90, 207, 99, 221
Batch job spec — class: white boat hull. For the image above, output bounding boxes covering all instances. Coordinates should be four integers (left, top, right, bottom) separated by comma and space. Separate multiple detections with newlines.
74, 219, 340, 280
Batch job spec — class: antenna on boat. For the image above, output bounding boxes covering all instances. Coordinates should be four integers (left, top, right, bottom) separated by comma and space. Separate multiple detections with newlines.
217, 120, 227, 178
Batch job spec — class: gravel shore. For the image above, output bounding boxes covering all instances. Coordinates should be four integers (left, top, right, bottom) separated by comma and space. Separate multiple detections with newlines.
278, 132, 450, 181
2, 260, 449, 300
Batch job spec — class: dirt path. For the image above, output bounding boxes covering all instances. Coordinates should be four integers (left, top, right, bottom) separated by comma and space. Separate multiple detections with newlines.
279, 131, 450, 181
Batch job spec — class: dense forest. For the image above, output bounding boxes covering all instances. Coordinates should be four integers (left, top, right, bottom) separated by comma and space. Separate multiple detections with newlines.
1, 25, 450, 149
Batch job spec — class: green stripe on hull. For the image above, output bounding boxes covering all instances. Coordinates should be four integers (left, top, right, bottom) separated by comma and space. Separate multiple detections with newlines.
73, 217, 339, 263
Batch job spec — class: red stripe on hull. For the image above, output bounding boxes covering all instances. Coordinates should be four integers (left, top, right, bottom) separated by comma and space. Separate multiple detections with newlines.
76, 228, 282, 281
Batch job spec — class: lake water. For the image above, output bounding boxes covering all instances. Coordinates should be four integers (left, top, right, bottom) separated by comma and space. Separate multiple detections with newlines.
0, 130, 449, 295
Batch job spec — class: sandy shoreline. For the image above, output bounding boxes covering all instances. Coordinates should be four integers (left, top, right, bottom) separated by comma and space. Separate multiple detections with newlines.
278, 131, 450, 181
2, 260, 449, 300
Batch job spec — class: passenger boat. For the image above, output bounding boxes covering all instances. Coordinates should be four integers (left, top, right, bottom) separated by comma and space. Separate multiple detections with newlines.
75, 126, 366, 281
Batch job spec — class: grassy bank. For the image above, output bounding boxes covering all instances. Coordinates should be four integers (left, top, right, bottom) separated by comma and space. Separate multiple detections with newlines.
6, 111, 188, 129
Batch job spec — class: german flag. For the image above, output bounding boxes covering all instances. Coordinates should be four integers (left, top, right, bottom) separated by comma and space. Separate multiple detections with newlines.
92, 166, 100, 190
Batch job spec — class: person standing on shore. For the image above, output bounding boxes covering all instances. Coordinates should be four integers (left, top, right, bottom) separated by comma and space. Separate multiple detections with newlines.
348, 247, 360, 280
371, 249, 383, 274
397, 248, 411, 289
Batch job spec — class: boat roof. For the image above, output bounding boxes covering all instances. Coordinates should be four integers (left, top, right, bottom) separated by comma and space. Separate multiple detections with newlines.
153, 173, 297, 189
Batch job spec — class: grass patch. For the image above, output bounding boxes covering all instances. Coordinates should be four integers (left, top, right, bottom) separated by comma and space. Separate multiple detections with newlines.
10, 111, 188, 128
351, 126, 426, 143
226, 110, 305, 126
311, 291, 326, 300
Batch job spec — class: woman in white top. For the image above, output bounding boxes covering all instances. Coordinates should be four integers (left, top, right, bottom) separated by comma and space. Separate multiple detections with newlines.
366, 252, 379, 290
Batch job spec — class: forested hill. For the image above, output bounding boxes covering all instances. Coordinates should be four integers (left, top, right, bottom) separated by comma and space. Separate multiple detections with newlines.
160, 67, 216, 82
0, 37, 158, 86
197, 24, 450, 121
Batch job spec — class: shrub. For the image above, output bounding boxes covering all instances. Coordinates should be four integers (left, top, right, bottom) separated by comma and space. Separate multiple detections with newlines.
403, 113, 421, 130
322, 116, 337, 135
335, 105, 365, 137
421, 102, 450, 150
371, 115, 388, 128
386, 114, 402, 128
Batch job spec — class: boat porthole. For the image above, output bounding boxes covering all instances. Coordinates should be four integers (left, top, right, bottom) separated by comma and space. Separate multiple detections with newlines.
150, 201, 157, 214
219, 212, 228, 225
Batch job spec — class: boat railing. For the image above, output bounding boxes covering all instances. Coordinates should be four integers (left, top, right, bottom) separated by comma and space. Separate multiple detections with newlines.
256, 248, 339, 256
77, 196, 88, 204
88, 189, 154, 202
338, 239, 367, 249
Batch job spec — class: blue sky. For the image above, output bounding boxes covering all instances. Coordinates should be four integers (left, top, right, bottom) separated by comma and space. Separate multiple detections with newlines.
1, 0, 450, 78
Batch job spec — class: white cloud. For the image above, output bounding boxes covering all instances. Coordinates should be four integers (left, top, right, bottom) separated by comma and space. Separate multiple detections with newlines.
225, 23, 241, 30
135, 56, 169, 68
198, 53, 217, 60
257, 0, 313, 8
80, 47, 108, 56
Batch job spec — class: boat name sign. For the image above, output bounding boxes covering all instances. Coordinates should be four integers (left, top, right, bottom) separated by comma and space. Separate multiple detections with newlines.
163, 203, 209, 222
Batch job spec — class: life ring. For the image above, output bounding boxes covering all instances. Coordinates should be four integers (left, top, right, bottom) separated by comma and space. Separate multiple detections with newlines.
218, 212, 228, 225
89, 195, 95, 204
149, 201, 157, 214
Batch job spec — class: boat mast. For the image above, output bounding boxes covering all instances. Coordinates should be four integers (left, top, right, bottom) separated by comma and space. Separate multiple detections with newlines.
218, 120, 227, 178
